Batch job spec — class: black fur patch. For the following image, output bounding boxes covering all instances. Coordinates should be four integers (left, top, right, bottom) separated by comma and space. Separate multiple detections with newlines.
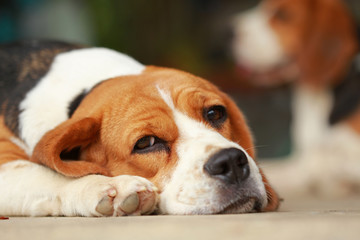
67, 79, 109, 118
0, 40, 84, 136
68, 90, 88, 118
329, 56, 360, 125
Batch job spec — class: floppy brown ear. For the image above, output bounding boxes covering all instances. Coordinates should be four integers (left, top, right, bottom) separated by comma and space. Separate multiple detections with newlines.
259, 170, 281, 211
30, 117, 110, 177
298, 0, 358, 88
223, 94, 280, 211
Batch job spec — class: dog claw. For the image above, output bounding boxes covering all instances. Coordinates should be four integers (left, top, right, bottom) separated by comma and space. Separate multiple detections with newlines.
96, 195, 114, 216
120, 193, 140, 214
93, 176, 158, 216
138, 190, 157, 214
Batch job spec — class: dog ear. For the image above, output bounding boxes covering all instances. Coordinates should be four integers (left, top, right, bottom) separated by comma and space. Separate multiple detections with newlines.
259, 169, 281, 211
297, 0, 358, 88
30, 117, 110, 177
223, 94, 280, 210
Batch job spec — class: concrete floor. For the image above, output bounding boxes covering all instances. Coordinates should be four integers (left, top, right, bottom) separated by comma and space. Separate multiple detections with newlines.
1, 196, 360, 240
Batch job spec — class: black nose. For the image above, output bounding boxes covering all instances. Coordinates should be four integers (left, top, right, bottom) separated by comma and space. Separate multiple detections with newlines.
204, 148, 250, 184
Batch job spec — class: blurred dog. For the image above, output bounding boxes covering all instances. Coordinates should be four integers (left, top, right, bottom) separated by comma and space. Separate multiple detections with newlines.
233, 0, 360, 197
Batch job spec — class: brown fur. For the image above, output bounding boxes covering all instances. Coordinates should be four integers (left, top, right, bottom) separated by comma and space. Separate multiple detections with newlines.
0, 116, 28, 166
346, 108, 360, 134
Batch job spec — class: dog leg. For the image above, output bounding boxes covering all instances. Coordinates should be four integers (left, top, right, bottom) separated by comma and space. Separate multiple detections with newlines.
0, 160, 159, 216
62, 174, 159, 216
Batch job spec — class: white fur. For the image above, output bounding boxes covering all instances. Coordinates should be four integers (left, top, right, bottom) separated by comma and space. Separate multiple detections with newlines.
157, 88, 267, 214
19, 48, 145, 152
304, 124, 360, 196
292, 85, 334, 154
0, 160, 157, 216
232, 6, 286, 71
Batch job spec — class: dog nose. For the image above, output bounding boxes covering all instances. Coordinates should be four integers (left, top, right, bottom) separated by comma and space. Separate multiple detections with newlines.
204, 148, 250, 184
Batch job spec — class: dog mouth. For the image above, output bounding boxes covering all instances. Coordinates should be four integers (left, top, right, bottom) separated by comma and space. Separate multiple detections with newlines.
235, 59, 298, 87
154, 197, 261, 215
218, 197, 261, 214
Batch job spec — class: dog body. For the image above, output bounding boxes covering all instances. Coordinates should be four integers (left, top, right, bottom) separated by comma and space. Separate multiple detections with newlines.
233, 0, 360, 196
0, 40, 278, 216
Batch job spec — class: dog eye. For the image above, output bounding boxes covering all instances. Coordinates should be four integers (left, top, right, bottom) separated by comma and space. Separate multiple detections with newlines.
203, 105, 227, 128
135, 136, 155, 150
132, 136, 169, 154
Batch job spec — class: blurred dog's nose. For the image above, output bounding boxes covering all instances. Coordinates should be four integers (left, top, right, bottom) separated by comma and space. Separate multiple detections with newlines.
204, 148, 250, 184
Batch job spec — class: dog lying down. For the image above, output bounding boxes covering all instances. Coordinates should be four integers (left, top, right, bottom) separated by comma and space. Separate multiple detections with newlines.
0, 40, 279, 216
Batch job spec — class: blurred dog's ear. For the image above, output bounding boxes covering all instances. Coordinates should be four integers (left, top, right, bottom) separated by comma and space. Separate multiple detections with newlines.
30, 118, 110, 177
297, 0, 358, 88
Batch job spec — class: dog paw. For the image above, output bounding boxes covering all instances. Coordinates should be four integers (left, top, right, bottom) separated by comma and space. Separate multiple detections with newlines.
92, 176, 159, 216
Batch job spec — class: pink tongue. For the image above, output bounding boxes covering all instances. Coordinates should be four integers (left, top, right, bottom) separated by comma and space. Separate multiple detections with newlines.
234, 64, 278, 87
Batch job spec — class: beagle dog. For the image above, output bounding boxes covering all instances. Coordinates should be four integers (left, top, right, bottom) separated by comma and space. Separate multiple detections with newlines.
0, 40, 279, 216
233, 0, 360, 196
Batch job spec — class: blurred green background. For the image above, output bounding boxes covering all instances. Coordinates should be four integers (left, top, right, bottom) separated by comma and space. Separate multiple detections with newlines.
1, 0, 359, 158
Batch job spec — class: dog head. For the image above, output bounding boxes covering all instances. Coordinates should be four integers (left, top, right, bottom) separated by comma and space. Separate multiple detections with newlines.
31, 66, 279, 214
232, 0, 358, 88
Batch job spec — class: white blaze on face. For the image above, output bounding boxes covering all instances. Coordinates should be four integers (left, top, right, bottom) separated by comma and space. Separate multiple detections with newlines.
156, 87, 267, 214
232, 6, 286, 71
